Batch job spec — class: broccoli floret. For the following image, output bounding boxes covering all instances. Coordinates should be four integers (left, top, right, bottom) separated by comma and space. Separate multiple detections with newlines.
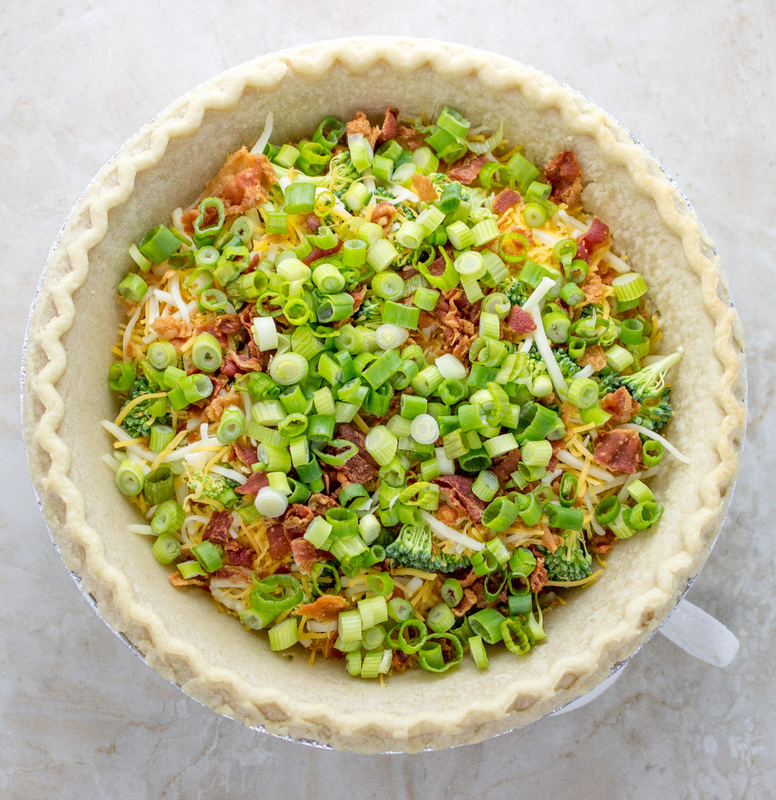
619, 349, 684, 402
396, 202, 417, 221
328, 151, 359, 196
120, 376, 163, 438
631, 393, 673, 432
188, 471, 237, 505
529, 346, 582, 381
537, 531, 592, 583
502, 277, 529, 307
597, 367, 623, 397
385, 523, 469, 574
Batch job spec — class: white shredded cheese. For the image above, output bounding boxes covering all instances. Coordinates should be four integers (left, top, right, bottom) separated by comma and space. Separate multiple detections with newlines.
127, 524, 155, 536
420, 510, 485, 552
556, 450, 614, 482
168, 273, 189, 323
122, 303, 143, 361
250, 111, 274, 155
209, 465, 248, 485
522, 277, 568, 396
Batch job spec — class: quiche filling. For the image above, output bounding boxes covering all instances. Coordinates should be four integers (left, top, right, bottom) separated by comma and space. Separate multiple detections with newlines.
104, 106, 684, 678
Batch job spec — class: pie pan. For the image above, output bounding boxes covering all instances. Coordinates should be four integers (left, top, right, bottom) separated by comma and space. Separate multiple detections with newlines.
22, 37, 746, 753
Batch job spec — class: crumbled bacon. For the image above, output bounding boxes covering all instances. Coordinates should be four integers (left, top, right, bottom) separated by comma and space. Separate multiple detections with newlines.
224, 541, 255, 568
392, 650, 410, 670
492, 449, 522, 485
590, 530, 616, 554
544, 150, 583, 207
283, 504, 314, 539
201, 389, 241, 424
266, 524, 292, 560
199, 147, 276, 216
235, 471, 269, 496
578, 344, 607, 371
169, 573, 208, 588
447, 154, 488, 185
576, 218, 611, 263
541, 525, 563, 553
305, 214, 320, 232
452, 589, 478, 617
199, 314, 242, 348
212, 564, 253, 584
308, 493, 338, 517
580, 271, 606, 304
221, 350, 263, 375
432, 475, 487, 524
396, 123, 425, 150
528, 556, 548, 592
346, 111, 379, 147
335, 423, 380, 485
324, 631, 345, 659
600, 387, 641, 424
492, 188, 522, 215
593, 429, 642, 473
506, 304, 537, 334
370, 202, 397, 232
290, 538, 328, 575
302, 240, 343, 266
151, 316, 194, 348
202, 510, 233, 546
547, 438, 567, 471
349, 289, 365, 316
297, 595, 349, 622
411, 173, 438, 203
376, 106, 399, 146
434, 504, 462, 527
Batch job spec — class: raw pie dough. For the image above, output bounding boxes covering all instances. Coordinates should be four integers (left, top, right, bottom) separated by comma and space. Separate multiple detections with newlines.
22, 37, 746, 753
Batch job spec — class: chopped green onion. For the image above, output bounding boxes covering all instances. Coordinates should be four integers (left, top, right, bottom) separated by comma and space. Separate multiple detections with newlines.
468, 635, 489, 669
367, 239, 398, 272
117, 273, 148, 303
468, 607, 506, 644
284, 181, 316, 214
217, 407, 245, 444
192, 540, 223, 573
481, 497, 519, 532
364, 426, 398, 467
138, 224, 182, 263
269, 618, 299, 651
143, 466, 174, 505
152, 533, 181, 565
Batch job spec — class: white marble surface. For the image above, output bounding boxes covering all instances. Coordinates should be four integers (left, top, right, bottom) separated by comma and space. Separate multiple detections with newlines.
2, 1, 774, 797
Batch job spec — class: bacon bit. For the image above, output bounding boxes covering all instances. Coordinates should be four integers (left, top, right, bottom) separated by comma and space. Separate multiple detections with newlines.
447, 154, 488, 185
432, 475, 486, 524
458, 568, 479, 589
201, 388, 241, 424
308, 493, 338, 517
232, 442, 258, 468
506, 304, 537, 334
201, 510, 233, 546
370, 202, 397, 232
541, 525, 563, 553
600, 387, 641, 424
333, 423, 379, 485
392, 650, 410, 671
283, 504, 314, 539
376, 106, 400, 146
576, 218, 611, 263
212, 564, 253, 584
346, 110, 379, 148
580, 271, 606, 304
151, 316, 194, 347
434, 504, 462, 527
397, 123, 425, 151
544, 150, 583, 207
492, 188, 522, 215
290, 538, 328, 575
411, 173, 438, 203
578, 344, 607, 371
247, 252, 260, 273
593, 429, 642, 473
590, 530, 616, 554
301, 240, 343, 266
324, 631, 345, 659
199, 314, 243, 348
452, 589, 477, 617
198, 147, 276, 216
235, 471, 269, 497
297, 595, 349, 622
169, 573, 208, 588
547, 438, 566, 471
349, 289, 365, 316
528, 556, 548, 592
238, 302, 256, 330
493, 449, 522, 485
221, 349, 263, 376
266, 524, 292, 560
305, 214, 320, 232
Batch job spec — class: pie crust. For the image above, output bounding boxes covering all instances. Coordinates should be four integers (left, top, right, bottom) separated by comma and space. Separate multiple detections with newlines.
22, 37, 746, 753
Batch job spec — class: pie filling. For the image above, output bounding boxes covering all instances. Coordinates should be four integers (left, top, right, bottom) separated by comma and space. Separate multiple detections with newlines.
104, 105, 684, 679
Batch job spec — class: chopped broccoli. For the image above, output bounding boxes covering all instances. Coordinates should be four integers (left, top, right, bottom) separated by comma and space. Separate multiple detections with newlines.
395, 202, 417, 221
385, 523, 470, 574
529, 346, 582, 381
631, 393, 673, 432
619, 349, 683, 402
188, 471, 238, 506
502, 277, 529, 307
120, 376, 166, 438
597, 367, 623, 397
537, 530, 592, 583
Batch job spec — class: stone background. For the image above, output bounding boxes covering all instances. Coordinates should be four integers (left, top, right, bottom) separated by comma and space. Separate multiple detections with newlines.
2, 1, 774, 797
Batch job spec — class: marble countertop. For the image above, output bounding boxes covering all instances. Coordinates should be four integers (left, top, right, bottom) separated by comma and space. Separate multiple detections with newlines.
2, 2, 774, 797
